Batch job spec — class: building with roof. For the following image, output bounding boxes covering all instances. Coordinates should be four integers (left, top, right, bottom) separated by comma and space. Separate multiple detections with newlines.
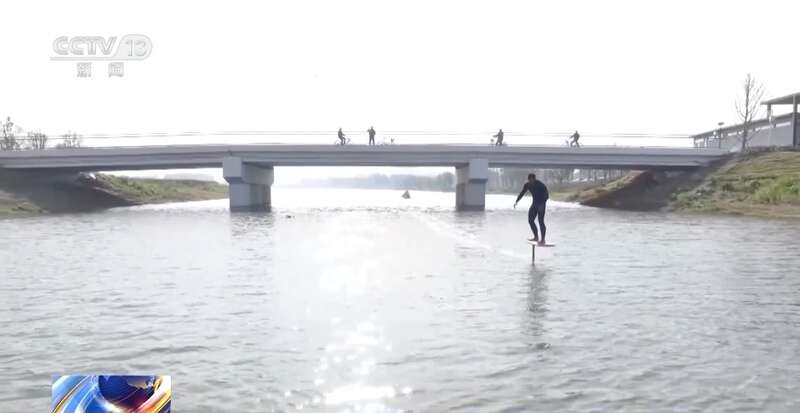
691, 91, 799, 151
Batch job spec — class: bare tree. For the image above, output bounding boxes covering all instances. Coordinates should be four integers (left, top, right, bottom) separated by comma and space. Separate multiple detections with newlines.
56, 131, 83, 149
552, 168, 574, 186
1, 116, 20, 151
26, 131, 48, 150
735, 73, 766, 152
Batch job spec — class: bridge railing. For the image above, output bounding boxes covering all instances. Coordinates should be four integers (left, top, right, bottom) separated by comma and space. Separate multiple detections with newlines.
2, 131, 698, 150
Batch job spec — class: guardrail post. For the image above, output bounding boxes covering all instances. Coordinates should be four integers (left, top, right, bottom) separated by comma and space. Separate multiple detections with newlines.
793, 95, 798, 148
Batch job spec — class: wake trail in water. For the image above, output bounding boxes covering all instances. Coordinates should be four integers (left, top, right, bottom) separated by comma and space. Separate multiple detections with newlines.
412, 213, 530, 261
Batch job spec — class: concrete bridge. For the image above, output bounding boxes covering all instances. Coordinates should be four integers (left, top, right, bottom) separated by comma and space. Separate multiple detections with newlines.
0, 144, 727, 211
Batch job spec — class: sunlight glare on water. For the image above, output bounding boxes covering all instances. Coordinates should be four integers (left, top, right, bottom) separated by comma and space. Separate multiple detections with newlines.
1, 188, 799, 412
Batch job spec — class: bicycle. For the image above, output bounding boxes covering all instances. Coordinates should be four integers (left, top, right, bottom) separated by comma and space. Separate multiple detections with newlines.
334, 137, 351, 146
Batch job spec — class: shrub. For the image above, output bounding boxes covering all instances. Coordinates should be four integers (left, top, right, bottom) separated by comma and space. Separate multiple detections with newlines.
754, 176, 800, 204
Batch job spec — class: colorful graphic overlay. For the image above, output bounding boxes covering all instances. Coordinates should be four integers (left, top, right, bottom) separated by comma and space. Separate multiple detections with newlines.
52, 375, 170, 413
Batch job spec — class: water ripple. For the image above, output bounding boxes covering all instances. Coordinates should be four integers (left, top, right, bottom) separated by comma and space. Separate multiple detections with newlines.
1, 190, 800, 412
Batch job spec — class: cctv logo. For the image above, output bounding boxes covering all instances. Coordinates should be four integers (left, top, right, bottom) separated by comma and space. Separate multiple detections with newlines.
51, 35, 152, 61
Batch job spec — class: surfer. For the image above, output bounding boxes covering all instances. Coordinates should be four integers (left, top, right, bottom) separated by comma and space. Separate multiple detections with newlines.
514, 173, 549, 244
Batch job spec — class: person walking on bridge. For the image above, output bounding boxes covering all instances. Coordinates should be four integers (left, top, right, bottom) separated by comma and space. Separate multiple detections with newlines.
569, 130, 580, 147
368, 126, 376, 145
514, 173, 549, 244
493, 129, 504, 146
337, 128, 347, 145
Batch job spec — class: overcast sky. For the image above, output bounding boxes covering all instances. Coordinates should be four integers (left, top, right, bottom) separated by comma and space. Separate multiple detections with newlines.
1, 1, 798, 179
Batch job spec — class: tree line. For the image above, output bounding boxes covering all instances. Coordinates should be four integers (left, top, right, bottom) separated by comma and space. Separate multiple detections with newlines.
302, 172, 457, 192
0, 116, 83, 151
301, 168, 629, 193
488, 168, 627, 193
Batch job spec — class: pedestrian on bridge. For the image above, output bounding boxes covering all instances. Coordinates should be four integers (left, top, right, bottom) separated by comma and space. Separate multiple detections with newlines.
569, 130, 581, 147
368, 126, 376, 145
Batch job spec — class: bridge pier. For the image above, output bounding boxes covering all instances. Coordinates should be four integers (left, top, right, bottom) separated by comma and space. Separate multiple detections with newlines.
223, 157, 274, 211
455, 159, 488, 211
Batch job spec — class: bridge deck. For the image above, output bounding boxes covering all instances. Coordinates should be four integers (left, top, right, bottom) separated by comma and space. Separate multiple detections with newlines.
0, 144, 728, 171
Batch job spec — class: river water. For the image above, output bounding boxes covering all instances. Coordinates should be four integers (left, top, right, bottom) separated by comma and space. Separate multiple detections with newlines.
1, 188, 800, 412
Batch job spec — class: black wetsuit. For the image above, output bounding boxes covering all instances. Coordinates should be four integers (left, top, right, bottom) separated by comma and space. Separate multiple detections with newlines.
516, 180, 549, 241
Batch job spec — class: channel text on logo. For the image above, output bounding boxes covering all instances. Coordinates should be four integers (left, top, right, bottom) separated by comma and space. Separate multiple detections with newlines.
51, 35, 152, 61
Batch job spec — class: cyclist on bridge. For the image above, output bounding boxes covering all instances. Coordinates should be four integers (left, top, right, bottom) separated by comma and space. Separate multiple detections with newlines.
493, 129, 504, 146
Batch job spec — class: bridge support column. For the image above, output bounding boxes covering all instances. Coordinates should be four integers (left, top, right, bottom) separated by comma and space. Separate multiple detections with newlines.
223, 157, 273, 211
456, 159, 488, 211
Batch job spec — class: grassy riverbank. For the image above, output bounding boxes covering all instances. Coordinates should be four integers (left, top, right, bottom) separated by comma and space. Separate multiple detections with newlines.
569, 150, 800, 219
672, 151, 800, 219
92, 174, 228, 204
0, 172, 228, 218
